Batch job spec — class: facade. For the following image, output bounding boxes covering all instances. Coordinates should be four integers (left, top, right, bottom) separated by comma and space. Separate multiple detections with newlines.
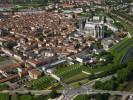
84, 21, 104, 39
28, 69, 41, 80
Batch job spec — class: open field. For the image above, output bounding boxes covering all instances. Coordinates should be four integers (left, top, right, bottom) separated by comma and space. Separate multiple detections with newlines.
74, 94, 90, 100
27, 75, 56, 90
54, 64, 91, 83
15, 2, 47, 10
69, 79, 90, 88
0, 84, 9, 90
0, 56, 9, 62
0, 93, 9, 100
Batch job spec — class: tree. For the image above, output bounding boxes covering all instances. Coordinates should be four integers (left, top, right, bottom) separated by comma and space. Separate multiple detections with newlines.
104, 29, 113, 37
117, 68, 129, 82
95, 93, 110, 100
78, 82, 82, 86
117, 82, 128, 91
49, 90, 60, 99
93, 81, 103, 89
3, 41, 17, 50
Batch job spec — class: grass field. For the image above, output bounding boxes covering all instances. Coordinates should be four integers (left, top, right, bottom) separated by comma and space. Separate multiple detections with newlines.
54, 64, 91, 83
27, 75, 55, 90
11, 94, 49, 100
0, 84, 9, 90
69, 79, 90, 88
0, 93, 9, 100
110, 37, 133, 64
15, 2, 47, 9
0, 56, 9, 62
74, 94, 90, 100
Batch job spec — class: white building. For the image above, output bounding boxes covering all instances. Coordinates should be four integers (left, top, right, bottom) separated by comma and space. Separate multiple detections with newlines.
84, 21, 104, 39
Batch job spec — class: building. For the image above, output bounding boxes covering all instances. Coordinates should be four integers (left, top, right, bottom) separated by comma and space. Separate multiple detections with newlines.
76, 54, 90, 63
28, 69, 42, 80
84, 21, 104, 39
101, 38, 114, 51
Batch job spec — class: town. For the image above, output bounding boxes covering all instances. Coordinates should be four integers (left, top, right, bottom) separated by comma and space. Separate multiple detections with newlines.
0, 0, 133, 100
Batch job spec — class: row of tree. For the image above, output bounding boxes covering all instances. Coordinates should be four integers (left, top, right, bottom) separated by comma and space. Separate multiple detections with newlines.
93, 59, 133, 91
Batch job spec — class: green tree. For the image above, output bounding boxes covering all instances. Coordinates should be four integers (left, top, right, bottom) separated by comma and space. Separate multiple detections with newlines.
117, 68, 129, 82
49, 90, 60, 99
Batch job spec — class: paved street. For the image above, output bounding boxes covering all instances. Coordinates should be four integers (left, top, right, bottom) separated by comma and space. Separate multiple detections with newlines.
0, 74, 132, 100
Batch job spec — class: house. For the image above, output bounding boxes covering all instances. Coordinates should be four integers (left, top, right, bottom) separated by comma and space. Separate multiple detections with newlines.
26, 59, 46, 68
73, 8, 83, 14
105, 23, 118, 32
76, 54, 90, 63
28, 69, 42, 80
27, 57, 57, 68
101, 38, 115, 51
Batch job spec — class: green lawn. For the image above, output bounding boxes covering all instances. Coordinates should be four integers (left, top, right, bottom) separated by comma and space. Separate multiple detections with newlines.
78, 12, 91, 17
27, 76, 55, 90
110, 37, 133, 64
74, 94, 90, 100
0, 56, 9, 62
69, 79, 90, 88
11, 94, 49, 100
110, 37, 129, 52
54, 64, 91, 83
15, 2, 47, 9
0, 84, 9, 90
0, 93, 9, 100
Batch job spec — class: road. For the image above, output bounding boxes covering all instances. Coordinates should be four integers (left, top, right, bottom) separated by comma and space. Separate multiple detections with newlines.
1, 74, 131, 100
62, 88, 133, 100
0, 88, 132, 100
62, 74, 118, 100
